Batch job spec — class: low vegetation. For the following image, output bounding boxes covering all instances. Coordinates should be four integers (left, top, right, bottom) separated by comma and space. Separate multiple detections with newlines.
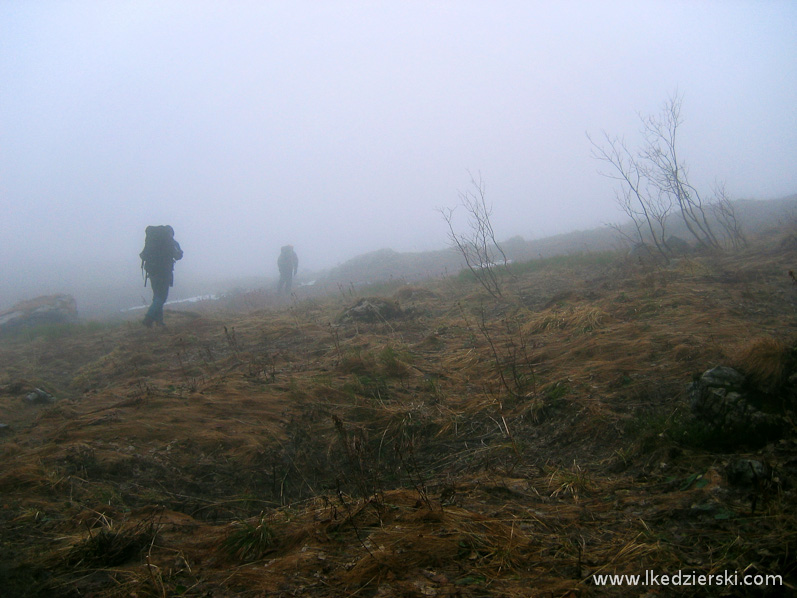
1, 224, 796, 597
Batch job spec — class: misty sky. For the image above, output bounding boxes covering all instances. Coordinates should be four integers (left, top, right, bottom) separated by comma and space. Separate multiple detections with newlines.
2, 1, 796, 309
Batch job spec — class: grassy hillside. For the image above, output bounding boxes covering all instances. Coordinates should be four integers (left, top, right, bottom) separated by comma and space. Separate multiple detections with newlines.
1, 224, 796, 597
315, 195, 797, 289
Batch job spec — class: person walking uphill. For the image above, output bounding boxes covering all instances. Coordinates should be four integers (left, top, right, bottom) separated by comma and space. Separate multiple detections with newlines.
140, 225, 183, 328
277, 245, 299, 294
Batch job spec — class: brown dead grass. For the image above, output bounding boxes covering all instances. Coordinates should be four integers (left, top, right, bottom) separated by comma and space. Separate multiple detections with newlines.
733, 336, 792, 391
1, 229, 797, 596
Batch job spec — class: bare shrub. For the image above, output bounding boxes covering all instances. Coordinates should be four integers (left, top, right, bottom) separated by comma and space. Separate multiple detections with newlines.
440, 173, 509, 299
589, 93, 746, 258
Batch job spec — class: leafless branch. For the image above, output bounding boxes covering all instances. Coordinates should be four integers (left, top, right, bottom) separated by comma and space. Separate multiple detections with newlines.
439, 173, 508, 298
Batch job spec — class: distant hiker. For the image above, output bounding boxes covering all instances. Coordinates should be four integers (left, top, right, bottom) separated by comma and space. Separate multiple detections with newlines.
277, 245, 299, 294
140, 225, 183, 328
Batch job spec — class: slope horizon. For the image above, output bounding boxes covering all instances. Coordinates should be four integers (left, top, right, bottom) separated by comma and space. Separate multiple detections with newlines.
2, 193, 795, 319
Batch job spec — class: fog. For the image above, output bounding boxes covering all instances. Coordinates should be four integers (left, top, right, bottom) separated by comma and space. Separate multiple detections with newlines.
2, 1, 796, 314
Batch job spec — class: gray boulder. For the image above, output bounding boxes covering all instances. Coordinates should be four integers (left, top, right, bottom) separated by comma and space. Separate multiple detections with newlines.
0, 294, 78, 334
697, 366, 745, 390
25, 388, 56, 405
690, 366, 786, 446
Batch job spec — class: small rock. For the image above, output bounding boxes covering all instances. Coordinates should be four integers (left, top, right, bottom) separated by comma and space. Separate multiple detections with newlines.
339, 297, 403, 323
698, 366, 745, 391
25, 388, 56, 405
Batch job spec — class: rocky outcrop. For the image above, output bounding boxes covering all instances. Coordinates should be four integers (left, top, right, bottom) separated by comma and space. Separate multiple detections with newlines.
25, 388, 56, 405
689, 366, 788, 447
0, 294, 78, 334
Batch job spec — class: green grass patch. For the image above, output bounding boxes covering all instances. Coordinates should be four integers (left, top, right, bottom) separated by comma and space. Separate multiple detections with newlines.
508, 251, 620, 275
543, 381, 569, 401
222, 513, 277, 562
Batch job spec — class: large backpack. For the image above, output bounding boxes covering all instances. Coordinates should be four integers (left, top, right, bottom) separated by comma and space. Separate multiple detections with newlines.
140, 225, 177, 286
278, 245, 298, 275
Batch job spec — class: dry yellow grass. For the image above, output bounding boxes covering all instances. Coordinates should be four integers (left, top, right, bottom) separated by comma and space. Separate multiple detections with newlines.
1, 228, 797, 596
733, 336, 791, 391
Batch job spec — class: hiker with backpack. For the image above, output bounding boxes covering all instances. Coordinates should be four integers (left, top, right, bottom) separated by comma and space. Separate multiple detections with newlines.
140, 225, 183, 328
277, 245, 299, 294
